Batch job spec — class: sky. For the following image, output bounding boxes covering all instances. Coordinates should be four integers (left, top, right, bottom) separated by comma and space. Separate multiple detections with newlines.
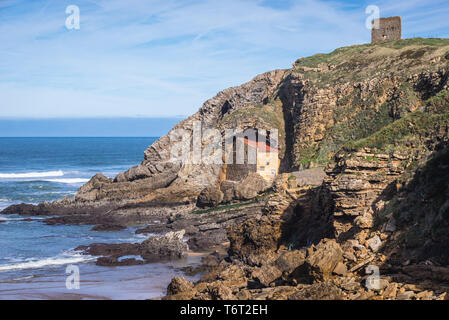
0, 0, 449, 120
0, 117, 183, 136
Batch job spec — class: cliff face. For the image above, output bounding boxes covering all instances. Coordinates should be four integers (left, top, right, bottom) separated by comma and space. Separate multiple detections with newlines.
163, 38, 449, 300
71, 38, 449, 208
3, 37, 449, 300
73, 69, 289, 204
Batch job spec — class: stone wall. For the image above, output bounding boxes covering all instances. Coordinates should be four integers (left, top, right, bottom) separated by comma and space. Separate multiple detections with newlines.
225, 164, 256, 181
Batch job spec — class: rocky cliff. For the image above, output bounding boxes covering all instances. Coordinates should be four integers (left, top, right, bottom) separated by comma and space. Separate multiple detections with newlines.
75, 37, 449, 207
3, 38, 449, 300
162, 38, 449, 300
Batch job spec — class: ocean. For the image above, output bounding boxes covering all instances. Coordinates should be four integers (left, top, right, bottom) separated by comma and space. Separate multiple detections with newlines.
0, 137, 199, 300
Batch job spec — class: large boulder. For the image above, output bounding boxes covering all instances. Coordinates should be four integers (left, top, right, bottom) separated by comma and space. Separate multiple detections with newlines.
305, 239, 343, 281
234, 172, 269, 200
274, 249, 307, 275
187, 230, 228, 251
167, 277, 194, 295
115, 164, 151, 182
75, 173, 113, 202
289, 168, 326, 187
140, 230, 189, 261
220, 181, 236, 203
215, 265, 248, 289
75, 242, 141, 257
227, 216, 282, 263
197, 282, 235, 300
288, 280, 345, 300
197, 185, 224, 208
252, 264, 283, 287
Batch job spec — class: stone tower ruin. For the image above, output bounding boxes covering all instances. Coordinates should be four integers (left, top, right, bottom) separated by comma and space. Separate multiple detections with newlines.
371, 16, 402, 43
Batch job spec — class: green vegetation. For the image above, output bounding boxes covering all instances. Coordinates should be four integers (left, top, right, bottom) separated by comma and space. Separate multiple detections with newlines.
347, 111, 449, 152
297, 89, 397, 167
298, 146, 317, 168
292, 38, 449, 88
191, 201, 256, 215
375, 198, 398, 227
384, 38, 449, 49
388, 146, 449, 255
294, 38, 449, 167
364, 155, 379, 162
389, 84, 420, 119
292, 38, 449, 262
342, 89, 449, 153
425, 90, 449, 113
294, 38, 449, 68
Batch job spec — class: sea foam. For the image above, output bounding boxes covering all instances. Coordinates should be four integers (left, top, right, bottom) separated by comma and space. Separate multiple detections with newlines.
0, 170, 64, 179
0, 253, 95, 272
43, 178, 89, 184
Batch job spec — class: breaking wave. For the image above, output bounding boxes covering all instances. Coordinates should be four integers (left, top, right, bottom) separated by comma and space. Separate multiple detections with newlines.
0, 171, 64, 179
0, 252, 95, 272
42, 178, 89, 184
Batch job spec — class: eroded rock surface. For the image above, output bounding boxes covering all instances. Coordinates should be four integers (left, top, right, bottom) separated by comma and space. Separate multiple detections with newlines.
140, 230, 189, 261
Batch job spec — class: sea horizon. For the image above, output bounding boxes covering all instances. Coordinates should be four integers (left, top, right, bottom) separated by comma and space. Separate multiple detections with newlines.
0, 118, 181, 137
0, 136, 203, 300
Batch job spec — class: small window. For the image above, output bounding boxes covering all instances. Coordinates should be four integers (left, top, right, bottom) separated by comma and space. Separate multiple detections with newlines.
259, 166, 265, 171
266, 161, 270, 165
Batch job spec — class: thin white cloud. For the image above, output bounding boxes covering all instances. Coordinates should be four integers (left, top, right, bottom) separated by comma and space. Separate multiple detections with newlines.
0, 0, 447, 118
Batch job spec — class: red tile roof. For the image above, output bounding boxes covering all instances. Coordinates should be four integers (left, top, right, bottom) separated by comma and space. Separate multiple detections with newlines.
242, 138, 279, 153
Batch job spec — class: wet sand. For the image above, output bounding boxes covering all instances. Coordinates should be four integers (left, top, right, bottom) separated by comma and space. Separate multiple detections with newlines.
0, 256, 202, 300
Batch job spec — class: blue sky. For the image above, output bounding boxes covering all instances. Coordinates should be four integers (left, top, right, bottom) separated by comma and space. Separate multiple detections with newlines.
1, 0, 448, 119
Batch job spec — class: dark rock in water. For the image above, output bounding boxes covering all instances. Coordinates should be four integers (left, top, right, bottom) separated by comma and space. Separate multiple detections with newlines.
201, 252, 223, 267
1, 203, 52, 216
76, 242, 146, 266
180, 252, 224, 276
96, 256, 145, 266
75, 243, 141, 257
44, 215, 96, 226
140, 230, 189, 261
197, 185, 224, 208
91, 224, 126, 232
21, 218, 34, 222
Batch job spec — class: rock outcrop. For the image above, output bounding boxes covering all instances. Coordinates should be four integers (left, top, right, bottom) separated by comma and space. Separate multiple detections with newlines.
165, 39, 449, 300
234, 172, 269, 201
2, 38, 449, 300
197, 186, 224, 208
140, 230, 189, 261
